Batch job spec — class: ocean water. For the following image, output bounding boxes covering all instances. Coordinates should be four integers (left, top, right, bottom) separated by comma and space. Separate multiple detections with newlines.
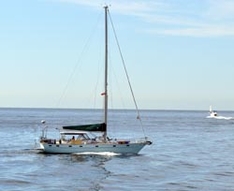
0, 108, 234, 191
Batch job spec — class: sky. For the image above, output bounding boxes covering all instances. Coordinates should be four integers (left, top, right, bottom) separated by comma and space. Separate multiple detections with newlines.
0, 0, 234, 110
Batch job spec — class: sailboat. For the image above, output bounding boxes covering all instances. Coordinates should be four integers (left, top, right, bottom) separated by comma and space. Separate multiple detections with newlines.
39, 6, 152, 154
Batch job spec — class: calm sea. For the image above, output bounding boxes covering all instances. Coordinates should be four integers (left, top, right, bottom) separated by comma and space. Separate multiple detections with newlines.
0, 108, 234, 191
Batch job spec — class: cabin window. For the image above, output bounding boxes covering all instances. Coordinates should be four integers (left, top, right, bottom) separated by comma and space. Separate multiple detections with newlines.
113, 145, 116, 147
69, 145, 72, 147
56, 145, 59, 147
126, 145, 130, 147
95, 145, 99, 147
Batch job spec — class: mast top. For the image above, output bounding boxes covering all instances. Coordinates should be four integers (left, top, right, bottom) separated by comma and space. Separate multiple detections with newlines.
103, 4, 110, 9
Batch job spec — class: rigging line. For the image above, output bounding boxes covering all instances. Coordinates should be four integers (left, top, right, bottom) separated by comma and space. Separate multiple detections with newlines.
108, 11, 147, 138
55, 12, 103, 109
87, 50, 103, 110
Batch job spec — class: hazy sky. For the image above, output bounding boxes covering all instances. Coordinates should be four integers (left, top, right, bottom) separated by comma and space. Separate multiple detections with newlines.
1, 0, 234, 110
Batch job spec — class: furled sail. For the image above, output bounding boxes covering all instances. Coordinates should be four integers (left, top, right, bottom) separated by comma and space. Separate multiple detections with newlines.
63, 123, 106, 132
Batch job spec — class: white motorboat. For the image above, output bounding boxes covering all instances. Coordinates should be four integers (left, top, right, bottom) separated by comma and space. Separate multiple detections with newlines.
206, 106, 233, 120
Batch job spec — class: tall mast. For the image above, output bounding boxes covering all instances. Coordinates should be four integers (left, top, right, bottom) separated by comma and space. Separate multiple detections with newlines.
103, 5, 108, 141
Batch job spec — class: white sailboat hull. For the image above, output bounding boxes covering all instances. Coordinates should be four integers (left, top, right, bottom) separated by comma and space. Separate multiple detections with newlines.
40, 142, 150, 155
